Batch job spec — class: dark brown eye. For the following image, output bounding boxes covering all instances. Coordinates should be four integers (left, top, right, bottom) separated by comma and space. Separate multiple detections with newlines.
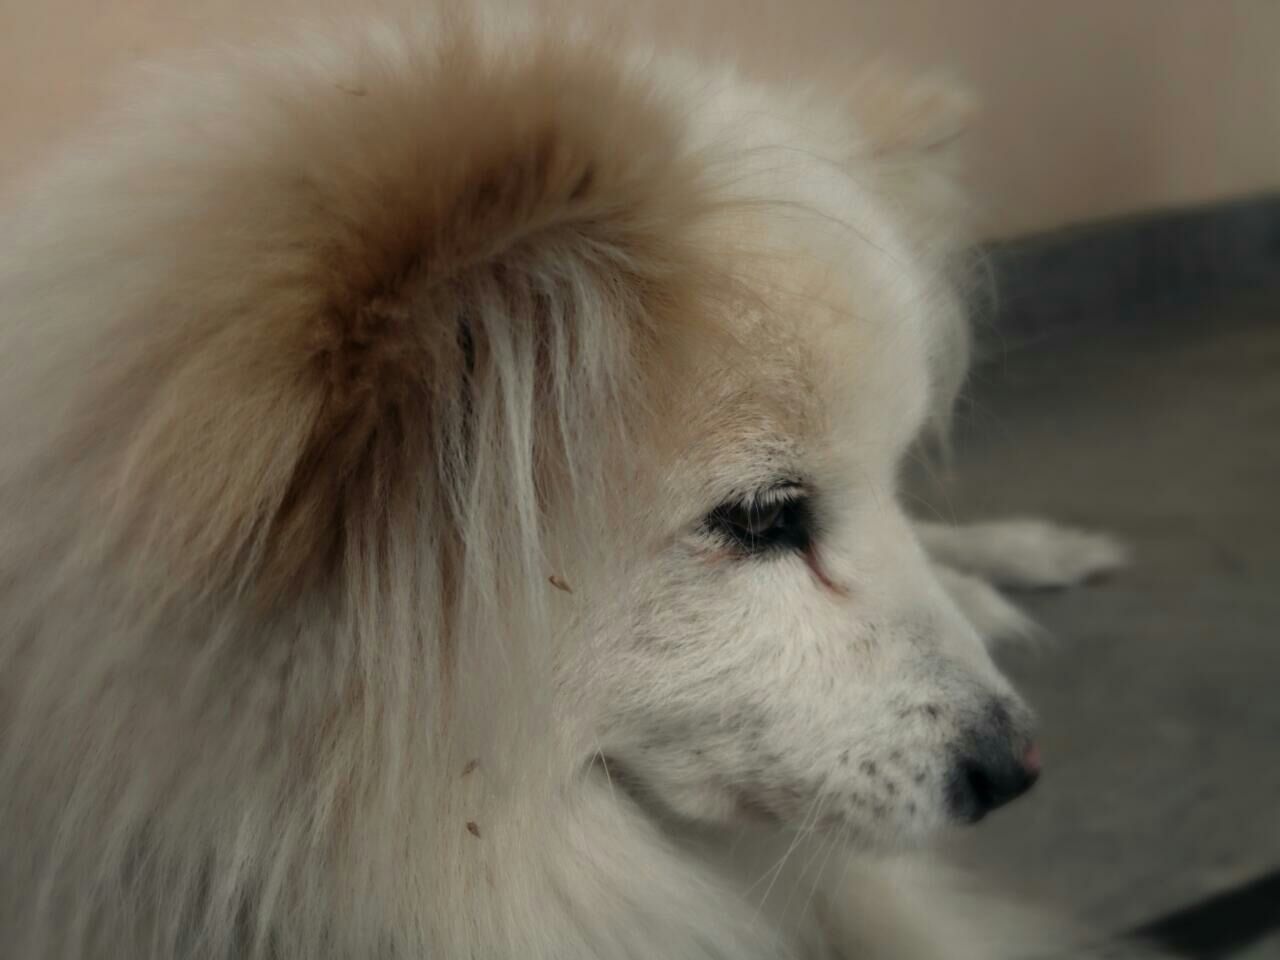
704, 487, 814, 556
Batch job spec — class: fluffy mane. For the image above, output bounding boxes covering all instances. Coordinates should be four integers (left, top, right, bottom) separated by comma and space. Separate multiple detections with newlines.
0, 11, 986, 959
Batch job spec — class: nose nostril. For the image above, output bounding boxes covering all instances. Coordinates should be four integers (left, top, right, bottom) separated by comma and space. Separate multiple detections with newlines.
949, 744, 1040, 823
963, 762, 995, 810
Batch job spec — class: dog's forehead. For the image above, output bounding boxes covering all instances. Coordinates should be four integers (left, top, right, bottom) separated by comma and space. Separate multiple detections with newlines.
661, 334, 816, 494
659, 276, 931, 505
652, 127, 939, 500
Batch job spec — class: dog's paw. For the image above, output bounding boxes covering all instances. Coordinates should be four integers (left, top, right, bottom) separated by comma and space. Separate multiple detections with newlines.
917, 518, 1129, 591
934, 564, 1040, 649
965, 518, 1129, 590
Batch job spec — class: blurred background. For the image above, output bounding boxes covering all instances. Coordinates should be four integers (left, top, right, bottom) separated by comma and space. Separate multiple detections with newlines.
4, 0, 1280, 235
2, 2, 1277, 956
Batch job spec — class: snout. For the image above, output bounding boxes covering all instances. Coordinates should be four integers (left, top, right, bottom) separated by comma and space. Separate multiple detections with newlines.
947, 701, 1040, 823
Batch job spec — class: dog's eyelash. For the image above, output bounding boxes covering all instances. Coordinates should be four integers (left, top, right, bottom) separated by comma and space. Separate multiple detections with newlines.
703, 483, 814, 556
751, 481, 805, 505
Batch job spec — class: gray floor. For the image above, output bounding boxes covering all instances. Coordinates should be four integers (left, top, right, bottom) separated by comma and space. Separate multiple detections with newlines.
913, 283, 1280, 950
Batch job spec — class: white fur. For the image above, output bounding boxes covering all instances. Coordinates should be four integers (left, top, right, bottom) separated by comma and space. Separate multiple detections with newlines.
917, 519, 1130, 591
0, 9, 1123, 959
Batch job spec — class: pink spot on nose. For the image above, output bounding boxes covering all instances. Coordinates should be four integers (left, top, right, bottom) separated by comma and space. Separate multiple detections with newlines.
1023, 744, 1042, 776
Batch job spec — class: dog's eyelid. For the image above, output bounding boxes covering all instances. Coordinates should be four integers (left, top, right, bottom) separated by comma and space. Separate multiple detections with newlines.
755, 479, 806, 503
729, 477, 807, 507
700, 478, 815, 556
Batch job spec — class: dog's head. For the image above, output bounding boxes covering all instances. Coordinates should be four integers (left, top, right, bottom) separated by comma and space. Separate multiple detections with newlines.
560, 68, 1038, 848
19, 24, 1036, 874
578, 275, 1040, 846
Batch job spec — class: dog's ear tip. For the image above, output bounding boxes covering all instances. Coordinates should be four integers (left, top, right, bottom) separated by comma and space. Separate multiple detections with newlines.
842, 62, 979, 155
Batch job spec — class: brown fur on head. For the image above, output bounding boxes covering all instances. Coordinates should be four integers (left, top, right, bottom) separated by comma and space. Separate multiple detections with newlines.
96, 36, 716, 613
0, 18, 735, 955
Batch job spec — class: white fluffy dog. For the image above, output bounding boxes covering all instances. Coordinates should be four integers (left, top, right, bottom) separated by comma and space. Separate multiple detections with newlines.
0, 8, 1126, 958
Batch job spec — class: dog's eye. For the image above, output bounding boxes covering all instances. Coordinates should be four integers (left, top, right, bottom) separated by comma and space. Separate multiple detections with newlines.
704, 487, 814, 556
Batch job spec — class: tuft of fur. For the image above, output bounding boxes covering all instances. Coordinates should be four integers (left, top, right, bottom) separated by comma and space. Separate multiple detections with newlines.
0, 8, 1117, 960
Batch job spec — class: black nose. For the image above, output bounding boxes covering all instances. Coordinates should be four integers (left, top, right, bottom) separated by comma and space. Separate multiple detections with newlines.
947, 704, 1040, 823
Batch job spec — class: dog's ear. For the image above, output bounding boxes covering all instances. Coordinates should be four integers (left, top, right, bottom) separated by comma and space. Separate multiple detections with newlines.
843, 64, 977, 159
830, 64, 978, 439
835, 63, 978, 261
94, 37, 703, 607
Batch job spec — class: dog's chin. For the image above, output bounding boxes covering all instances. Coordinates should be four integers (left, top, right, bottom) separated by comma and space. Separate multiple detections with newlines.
599, 759, 749, 827
731, 792, 949, 856
596, 758, 946, 852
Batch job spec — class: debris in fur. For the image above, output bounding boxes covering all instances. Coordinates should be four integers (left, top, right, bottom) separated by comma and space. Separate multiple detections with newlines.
548, 575, 573, 594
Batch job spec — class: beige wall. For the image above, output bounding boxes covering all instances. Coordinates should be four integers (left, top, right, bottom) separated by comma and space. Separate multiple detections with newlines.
2, 0, 1278, 237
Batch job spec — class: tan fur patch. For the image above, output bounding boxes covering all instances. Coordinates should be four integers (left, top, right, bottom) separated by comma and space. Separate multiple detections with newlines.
102, 37, 712, 608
